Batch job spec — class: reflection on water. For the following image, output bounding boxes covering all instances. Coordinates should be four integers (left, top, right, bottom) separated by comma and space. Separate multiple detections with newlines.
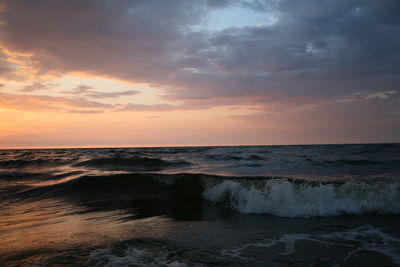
0, 197, 181, 262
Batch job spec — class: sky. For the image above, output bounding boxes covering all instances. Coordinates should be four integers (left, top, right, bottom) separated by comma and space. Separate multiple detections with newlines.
0, 0, 399, 148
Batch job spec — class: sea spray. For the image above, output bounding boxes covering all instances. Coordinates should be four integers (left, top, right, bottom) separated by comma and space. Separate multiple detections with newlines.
203, 179, 400, 217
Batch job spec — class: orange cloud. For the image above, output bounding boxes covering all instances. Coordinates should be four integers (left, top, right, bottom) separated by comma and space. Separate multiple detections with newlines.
0, 91, 113, 112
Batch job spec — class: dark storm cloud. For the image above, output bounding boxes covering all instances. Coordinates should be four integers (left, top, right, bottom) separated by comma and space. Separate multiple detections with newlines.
0, 0, 216, 83
169, 0, 400, 102
0, 0, 399, 108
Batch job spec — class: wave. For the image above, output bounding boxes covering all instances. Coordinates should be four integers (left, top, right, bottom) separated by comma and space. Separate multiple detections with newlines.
14, 173, 400, 218
324, 159, 386, 166
0, 171, 43, 180
221, 225, 400, 265
203, 179, 400, 217
0, 158, 67, 169
88, 239, 187, 267
72, 156, 190, 171
207, 155, 266, 161
18, 173, 204, 220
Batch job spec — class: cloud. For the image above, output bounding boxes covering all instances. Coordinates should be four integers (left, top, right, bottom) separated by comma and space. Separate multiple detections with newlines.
338, 90, 400, 103
364, 91, 398, 100
0, 0, 216, 83
0, 48, 24, 80
231, 97, 400, 143
69, 109, 104, 114
145, 115, 160, 119
71, 85, 93, 94
118, 103, 179, 112
0, 91, 113, 111
20, 82, 56, 92
65, 84, 140, 99
0, 0, 399, 116
0, 0, 398, 145
86, 90, 139, 99
167, 0, 400, 102
117, 97, 256, 112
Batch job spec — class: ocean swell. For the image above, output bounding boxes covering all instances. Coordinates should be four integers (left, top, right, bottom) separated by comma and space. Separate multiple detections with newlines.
0, 158, 67, 169
73, 156, 190, 171
12, 172, 400, 218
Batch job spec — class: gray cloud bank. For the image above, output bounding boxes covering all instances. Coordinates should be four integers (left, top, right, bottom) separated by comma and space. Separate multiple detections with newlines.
1, 0, 398, 100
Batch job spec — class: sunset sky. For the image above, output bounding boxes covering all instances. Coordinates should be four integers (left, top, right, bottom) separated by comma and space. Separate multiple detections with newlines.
0, 0, 399, 148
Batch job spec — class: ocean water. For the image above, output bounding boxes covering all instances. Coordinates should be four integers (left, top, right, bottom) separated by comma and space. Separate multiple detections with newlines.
0, 144, 400, 266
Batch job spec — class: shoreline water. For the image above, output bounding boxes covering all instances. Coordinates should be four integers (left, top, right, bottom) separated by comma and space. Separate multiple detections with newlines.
1, 144, 399, 266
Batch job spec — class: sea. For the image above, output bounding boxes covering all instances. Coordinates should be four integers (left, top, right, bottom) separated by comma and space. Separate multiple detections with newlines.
0, 144, 400, 266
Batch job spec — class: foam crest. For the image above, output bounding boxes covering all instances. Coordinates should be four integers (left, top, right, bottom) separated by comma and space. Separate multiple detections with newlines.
89, 247, 187, 267
221, 225, 400, 265
203, 179, 400, 217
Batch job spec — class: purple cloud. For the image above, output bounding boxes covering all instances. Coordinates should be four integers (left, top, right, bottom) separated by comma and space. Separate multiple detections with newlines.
20, 82, 56, 92
0, 91, 114, 111
65, 84, 140, 99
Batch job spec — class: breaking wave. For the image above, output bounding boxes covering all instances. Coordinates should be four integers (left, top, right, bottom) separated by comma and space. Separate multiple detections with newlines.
221, 225, 400, 265
88, 239, 187, 267
14, 172, 400, 218
203, 179, 400, 217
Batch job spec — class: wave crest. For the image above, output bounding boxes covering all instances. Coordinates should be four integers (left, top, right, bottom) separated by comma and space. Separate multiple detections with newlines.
73, 156, 190, 171
203, 179, 400, 217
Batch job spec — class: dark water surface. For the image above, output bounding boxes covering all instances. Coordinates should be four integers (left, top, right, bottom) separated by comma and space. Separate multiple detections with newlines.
1, 144, 400, 266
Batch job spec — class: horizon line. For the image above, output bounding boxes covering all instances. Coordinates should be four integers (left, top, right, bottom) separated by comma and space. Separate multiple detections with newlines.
1, 142, 398, 150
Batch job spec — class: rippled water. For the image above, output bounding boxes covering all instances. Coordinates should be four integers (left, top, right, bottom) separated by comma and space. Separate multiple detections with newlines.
1, 144, 399, 266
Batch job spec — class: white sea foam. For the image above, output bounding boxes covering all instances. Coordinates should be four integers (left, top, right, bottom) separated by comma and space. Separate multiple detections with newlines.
89, 246, 187, 267
221, 225, 400, 265
203, 179, 400, 217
